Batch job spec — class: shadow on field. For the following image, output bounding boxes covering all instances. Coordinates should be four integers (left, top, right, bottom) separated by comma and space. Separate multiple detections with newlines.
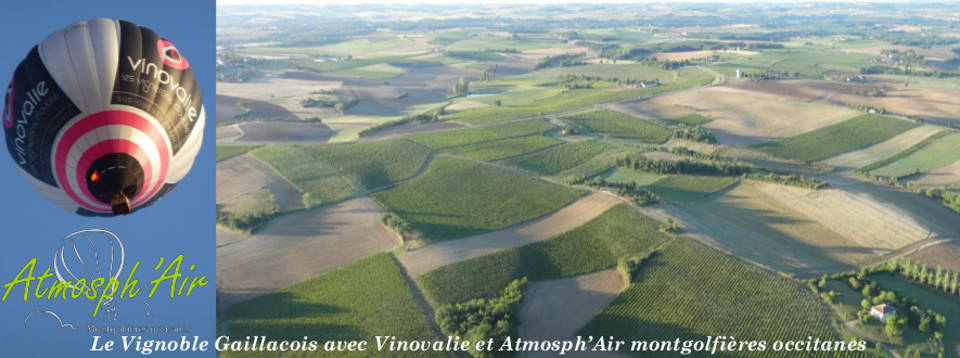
226, 292, 348, 320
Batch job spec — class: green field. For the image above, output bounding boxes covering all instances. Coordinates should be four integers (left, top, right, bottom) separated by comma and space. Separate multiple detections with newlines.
751, 115, 918, 163
510, 63, 711, 84
600, 168, 739, 203
446, 36, 565, 51
471, 87, 563, 107
417, 205, 670, 305
599, 167, 666, 186
648, 174, 740, 203
372, 156, 584, 241
710, 49, 875, 78
442, 135, 562, 161
871, 274, 959, 357
251, 146, 357, 207
224, 253, 450, 358
657, 114, 712, 126
501, 141, 615, 176
445, 50, 504, 61
217, 145, 260, 162
867, 131, 960, 178
444, 80, 710, 125
250, 140, 430, 207
409, 119, 554, 149
581, 239, 862, 358
300, 139, 432, 190
564, 109, 673, 143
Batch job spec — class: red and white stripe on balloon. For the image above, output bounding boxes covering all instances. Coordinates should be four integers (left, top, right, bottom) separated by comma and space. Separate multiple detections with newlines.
52, 110, 170, 214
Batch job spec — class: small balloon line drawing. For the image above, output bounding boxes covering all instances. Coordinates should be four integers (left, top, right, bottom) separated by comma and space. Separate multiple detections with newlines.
23, 310, 76, 330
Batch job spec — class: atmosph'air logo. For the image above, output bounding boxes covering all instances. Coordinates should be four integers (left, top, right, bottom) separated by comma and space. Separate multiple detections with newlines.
3, 80, 12, 129
156, 39, 189, 70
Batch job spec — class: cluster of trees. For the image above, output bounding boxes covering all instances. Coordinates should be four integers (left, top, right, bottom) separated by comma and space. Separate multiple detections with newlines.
533, 52, 586, 70
847, 103, 887, 114
918, 186, 960, 215
671, 125, 717, 143
889, 257, 960, 296
300, 95, 358, 113
358, 109, 444, 137
380, 213, 413, 240
453, 77, 471, 96
743, 172, 827, 190
813, 266, 948, 341
216, 210, 276, 234
860, 65, 959, 78
435, 278, 526, 358
737, 69, 798, 80
618, 251, 656, 284
480, 64, 498, 81
615, 156, 752, 176
576, 177, 660, 206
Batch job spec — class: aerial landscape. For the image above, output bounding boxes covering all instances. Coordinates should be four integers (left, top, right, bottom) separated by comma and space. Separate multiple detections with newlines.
214, 2, 960, 357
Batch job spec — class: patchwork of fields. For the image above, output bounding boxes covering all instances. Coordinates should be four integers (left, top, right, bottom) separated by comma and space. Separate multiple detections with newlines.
216, 6, 960, 358
372, 156, 585, 241
580, 239, 863, 358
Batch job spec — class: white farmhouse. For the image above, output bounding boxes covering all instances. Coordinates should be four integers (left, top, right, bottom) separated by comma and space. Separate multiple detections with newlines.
870, 304, 898, 322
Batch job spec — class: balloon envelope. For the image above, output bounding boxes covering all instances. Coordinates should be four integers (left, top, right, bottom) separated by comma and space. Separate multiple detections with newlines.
3, 18, 204, 216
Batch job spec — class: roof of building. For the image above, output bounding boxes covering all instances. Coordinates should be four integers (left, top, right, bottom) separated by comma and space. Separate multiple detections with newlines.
871, 303, 897, 314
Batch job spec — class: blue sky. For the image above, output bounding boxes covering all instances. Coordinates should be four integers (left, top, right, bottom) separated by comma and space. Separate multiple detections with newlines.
0, 1, 216, 356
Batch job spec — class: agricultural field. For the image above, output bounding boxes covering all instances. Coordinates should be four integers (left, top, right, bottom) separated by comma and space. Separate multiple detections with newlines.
866, 131, 960, 179
224, 253, 451, 358
372, 156, 584, 241
627, 85, 859, 146
216, 145, 260, 162
441, 135, 562, 162
580, 239, 863, 358
600, 168, 739, 203
217, 3, 960, 356
249, 139, 431, 206
417, 205, 670, 305
409, 119, 554, 149
500, 141, 616, 176
822, 273, 959, 357
563, 109, 673, 143
249, 146, 357, 207
751, 114, 917, 163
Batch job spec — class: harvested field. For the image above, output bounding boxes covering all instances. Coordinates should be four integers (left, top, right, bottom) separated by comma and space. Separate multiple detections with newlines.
215, 94, 299, 123
725, 79, 960, 127
216, 229, 245, 248
235, 121, 334, 143
822, 125, 945, 169
398, 192, 622, 277
216, 153, 303, 212
517, 269, 624, 343
216, 197, 398, 306
631, 86, 857, 146
748, 180, 933, 250
908, 159, 960, 188
908, 240, 960, 272
445, 100, 489, 112
216, 125, 242, 141
218, 78, 342, 120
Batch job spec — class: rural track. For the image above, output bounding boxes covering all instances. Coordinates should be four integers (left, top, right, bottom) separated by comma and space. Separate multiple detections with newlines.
858, 237, 955, 268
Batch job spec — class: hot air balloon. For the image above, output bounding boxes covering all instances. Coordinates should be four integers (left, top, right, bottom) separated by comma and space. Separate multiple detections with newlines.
3, 18, 204, 216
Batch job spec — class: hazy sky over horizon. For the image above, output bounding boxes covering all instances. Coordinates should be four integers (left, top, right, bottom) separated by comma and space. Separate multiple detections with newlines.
219, 0, 925, 5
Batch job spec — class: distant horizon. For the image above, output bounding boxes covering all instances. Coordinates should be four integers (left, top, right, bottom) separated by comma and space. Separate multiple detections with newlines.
218, 0, 959, 5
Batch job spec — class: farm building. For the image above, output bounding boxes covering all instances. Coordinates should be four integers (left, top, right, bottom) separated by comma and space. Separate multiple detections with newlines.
870, 304, 899, 322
